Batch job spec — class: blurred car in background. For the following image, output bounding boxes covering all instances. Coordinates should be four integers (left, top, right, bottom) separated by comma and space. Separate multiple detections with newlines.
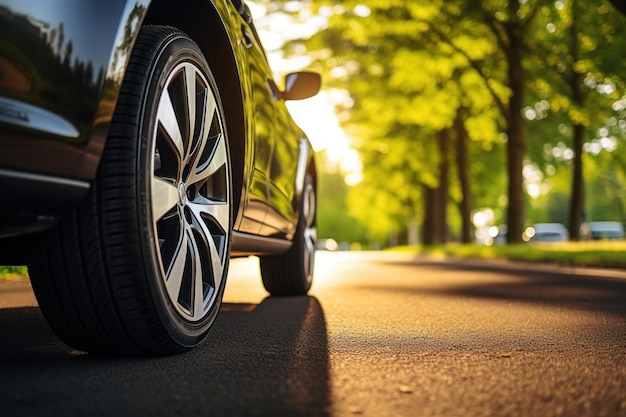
588, 221, 624, 240
526, 223, 569, 242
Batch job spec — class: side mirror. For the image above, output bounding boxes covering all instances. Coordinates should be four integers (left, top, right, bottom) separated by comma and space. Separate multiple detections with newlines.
281, 71, 321, 101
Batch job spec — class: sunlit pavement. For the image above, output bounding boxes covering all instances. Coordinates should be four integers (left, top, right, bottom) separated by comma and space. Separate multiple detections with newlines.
1, 251, 625, 417
225, 251, 626, 417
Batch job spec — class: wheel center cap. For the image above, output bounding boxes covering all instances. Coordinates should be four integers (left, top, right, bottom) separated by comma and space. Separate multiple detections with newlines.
178, 183, 187, 204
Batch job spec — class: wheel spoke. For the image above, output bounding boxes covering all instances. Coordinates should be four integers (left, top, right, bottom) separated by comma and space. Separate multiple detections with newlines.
305, 227, 318, 247
157, 90, 184, 158
187, 93, 219, 186
189, 200, 230, 234
303, 184, 316, 228
151, 177, 179, 221
164, 225, 189, 303
183, 64, 197, 144
186, 202, 227, 308
188, 229, 206, 320
188, 201, 227, 277
304, 226, 316, 275
202, 134, 227, 179
208, 229, 225, 294
303, 182, 316, 280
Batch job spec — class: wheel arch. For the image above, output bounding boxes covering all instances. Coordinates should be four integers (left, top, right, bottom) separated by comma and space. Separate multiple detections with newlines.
142, 0, 248, 220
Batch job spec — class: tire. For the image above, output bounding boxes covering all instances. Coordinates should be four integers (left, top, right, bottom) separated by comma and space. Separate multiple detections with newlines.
260, 172, 317, 295
27, 26, 233, 356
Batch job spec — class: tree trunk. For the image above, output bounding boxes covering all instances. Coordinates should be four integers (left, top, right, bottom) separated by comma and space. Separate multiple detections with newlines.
454, 108, 472, 243
437, 128, 450, 242
505, 22, 526, 244
408, 214, 419, 246
568, 0, 585, 241
569, 123, 585, 241
422, 129, 450, 245
422, 185, 440, 245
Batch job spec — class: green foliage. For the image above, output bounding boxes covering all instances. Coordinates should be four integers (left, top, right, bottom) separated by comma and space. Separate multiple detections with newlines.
522, 0, 626, 234
402, 241, 626, 268
585, 150, 626, 222
0, 266, 28, 279
264, 0, 626, 245
295, 0, 513, 243
317, 166, 368, 244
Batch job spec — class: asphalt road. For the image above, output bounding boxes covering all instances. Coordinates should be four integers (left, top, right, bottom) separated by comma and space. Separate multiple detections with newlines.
1, 251, 625, 417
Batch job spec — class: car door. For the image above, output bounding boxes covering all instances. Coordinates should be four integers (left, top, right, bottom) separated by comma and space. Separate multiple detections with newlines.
258, 101, 302, 237
231, 1, 276, 235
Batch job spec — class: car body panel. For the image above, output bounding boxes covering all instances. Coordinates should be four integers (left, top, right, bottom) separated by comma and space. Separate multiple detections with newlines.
0, 0, 149, 180
236, 13, 275, 234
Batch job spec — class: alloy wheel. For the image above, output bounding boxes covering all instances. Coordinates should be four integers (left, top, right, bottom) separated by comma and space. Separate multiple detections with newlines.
150, 61, 231, 322
302, 181, 317, 284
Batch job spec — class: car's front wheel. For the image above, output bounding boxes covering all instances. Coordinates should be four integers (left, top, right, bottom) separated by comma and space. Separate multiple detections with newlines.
27, 26, 232, 355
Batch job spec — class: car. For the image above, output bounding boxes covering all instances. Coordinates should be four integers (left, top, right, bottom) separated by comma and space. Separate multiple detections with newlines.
588, 221, 624, 240
526, 223, 569, 242
0, 0, 320, 355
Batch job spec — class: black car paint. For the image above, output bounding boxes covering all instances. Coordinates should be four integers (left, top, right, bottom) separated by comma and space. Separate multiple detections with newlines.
0, 1, 142, 179
0, 0, 315, 261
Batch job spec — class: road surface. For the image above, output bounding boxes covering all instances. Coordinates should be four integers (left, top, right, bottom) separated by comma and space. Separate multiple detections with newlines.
1, 251, 625, 417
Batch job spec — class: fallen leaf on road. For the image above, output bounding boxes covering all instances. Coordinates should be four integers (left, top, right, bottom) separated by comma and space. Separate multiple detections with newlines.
399, 385, 413, 394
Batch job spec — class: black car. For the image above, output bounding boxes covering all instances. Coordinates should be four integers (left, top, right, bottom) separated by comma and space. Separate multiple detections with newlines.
0, 0, 320, 355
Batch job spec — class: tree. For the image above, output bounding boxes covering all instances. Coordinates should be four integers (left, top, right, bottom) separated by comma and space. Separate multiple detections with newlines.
296, 0, 509, 245
527, 0, 626, 238
264, 0, 626, 247
448, 0, 553, 243
316, 154, 368, 245
454, 108, 473, 243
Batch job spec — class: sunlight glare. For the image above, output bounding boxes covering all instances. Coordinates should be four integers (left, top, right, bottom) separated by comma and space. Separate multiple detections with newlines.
287, 93, 363, 184
249, 1, 363, 185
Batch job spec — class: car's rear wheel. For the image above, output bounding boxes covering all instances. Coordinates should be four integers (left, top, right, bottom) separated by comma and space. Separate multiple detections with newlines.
260, 171, 316, 295
27, 26, 232, 355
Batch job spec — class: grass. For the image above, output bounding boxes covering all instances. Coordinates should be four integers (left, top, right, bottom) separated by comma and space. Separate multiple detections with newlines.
388, 241, 626, 269
2, 241, 625, 280
0, 265, 28, 280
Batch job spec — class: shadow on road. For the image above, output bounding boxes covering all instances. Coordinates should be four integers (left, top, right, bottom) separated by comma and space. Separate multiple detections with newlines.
375, 258, 626, 318
0, 296, 330, 417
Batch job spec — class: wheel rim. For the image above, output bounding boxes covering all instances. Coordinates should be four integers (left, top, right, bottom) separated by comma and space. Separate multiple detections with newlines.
150, 61, 230, 322
302, 181, 317, 283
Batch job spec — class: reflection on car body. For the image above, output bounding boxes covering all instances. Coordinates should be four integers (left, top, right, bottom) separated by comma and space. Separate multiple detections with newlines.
0, 0, 320, 355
